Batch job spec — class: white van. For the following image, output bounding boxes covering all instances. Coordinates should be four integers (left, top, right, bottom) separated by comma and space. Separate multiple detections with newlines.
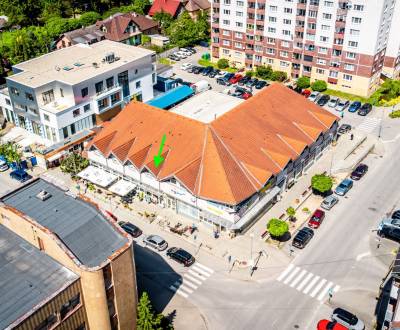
191, 80, 211, 93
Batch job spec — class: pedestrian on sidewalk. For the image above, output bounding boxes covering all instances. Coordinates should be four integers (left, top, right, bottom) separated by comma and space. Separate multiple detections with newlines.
340, 111, 344, 118
350, 133, 354, 140
328, 287, 333, 303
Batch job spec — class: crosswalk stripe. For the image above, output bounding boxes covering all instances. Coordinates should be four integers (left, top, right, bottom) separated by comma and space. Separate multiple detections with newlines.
169, 285, 189, 298
192, 264, 212, 278
188, 269, 207, 281
290, 269, 307, 288
317, 281, 333, 301
194, 262, 214, 274
277, 264, 294, 282
333, 285, 340, 292
177, 283, 194, 294
303, 275, 320, 294
184, 273, 202, 285
284, 267, 300, 284
183, 280, 198, 290
310, 278, 327, 298
296, 273, 314, 291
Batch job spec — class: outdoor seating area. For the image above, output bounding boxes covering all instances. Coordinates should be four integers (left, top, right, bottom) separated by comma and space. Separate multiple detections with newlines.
77, 165, 118, 188
108, 179, 137, 197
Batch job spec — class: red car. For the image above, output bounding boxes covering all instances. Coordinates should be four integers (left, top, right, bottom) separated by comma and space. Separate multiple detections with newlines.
301, 89, 311, 97
242, 91, 252, 100
308, 209, 326, 229
229, 74, 243, 84
317, 319, 348, 330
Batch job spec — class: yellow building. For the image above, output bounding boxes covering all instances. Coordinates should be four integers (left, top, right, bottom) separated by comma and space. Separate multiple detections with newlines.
0, 178, 137, 330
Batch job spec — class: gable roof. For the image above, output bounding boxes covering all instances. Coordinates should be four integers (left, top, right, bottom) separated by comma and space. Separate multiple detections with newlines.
185, 0, 210, 12
61, 24, 105, 45
89, 84, 338, 205
149, 0, 182, 17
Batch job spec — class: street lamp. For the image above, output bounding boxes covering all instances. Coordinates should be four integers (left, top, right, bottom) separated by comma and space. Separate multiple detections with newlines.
329, 133, 334, 176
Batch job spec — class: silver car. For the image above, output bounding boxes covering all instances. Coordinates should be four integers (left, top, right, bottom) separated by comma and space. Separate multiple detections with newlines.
335, 99, 350, 111
143, 235, 168, 251
328, 97, 339, 108
0, 159, 9, 172
331, 308, 365, 330
320, 195, 339, 210
379, 218, 400, 231
308, 91, 320, 102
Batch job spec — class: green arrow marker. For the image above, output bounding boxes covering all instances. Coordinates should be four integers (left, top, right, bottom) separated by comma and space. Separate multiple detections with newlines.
154, 134, 166, 168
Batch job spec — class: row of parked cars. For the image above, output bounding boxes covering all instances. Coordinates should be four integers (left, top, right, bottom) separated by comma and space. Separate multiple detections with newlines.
167, 47, 197, 61
116, 218, 195, 267
308, 91, 373, 116
292, 163, 369, 249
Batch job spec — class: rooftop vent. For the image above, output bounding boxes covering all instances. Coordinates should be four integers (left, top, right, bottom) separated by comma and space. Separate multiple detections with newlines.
92, 62, 99, 68
104, 52, 116, 64
37, 190, 52, 201
63, 66, 73, 71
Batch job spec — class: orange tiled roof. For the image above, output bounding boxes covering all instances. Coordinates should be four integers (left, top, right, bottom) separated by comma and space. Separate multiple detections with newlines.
89, 84, 337, 205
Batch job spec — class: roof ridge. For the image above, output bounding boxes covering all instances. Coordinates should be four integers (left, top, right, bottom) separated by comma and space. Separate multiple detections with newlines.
195, 125, 209, 196
276, 134, 301, 156
260, 147, 284, 171
307, 110, 333, 129
292, 121, 315, 142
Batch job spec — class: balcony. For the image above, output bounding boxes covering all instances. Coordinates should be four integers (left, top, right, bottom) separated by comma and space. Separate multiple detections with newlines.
95, 84, 122, 100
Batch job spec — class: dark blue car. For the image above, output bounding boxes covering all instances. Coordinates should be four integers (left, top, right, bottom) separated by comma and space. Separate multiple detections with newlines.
348, 101, 361, 112
10, 169, 32, 183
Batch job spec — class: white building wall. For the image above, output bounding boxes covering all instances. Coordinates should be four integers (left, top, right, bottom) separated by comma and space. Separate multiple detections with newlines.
385, 0, 400, 57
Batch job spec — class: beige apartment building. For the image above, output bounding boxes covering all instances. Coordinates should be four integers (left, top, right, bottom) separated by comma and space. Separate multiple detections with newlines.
0, 178, 137, 330
211, 0, 400, 96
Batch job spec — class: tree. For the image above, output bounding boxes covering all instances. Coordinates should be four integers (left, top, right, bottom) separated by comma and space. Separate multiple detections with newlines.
131, 0, 151, 15
0, 0, 43, 26
311, 174, 333, 195
311, 80, 328, 92
271, 70, 287, 82
296, 76, 310, 90
77, 11, 101, 26
267, 218, 289, 238
0, 142, 22, 165
153, 11, 173, 32
60, 153, 89, 175
137, 292, 163, 330
166, 12, 206, 47
217, 58, 229, 69
286, 206, 296, 222
245, 70, 253, 77
255, 65, 273, 80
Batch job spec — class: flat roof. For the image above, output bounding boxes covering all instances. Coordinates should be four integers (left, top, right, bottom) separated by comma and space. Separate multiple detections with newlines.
146, 85, 194, 109
0, 225, 79, 329
171, 90, 243, 123
8, 40, 155, 88
1, 178, 129, 267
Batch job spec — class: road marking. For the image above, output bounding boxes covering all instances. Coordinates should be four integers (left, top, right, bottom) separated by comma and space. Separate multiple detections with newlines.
356, 252, 371, 261
303, 275, 320, 294
356, 117, 381, 134
184, 273, 202, 285
333, 285, 340, 292
310, 278, 327, 298
169, 285, 189, 298
277, 264, 294, 281
284, 267, 301, 284
296, 273, 314, 291
192, 264, 212, 277
183, 280, 198, 290
188, 269, 207, 281
194, 262, 215, 274
176, 283, 194, 294
290, 269, 307, 288
317, 281, 333, 301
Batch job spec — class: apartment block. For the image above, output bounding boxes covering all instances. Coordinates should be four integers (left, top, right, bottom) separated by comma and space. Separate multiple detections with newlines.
0, 178, 137, 330
211, 0, 400, 96
0, 40, 156, 145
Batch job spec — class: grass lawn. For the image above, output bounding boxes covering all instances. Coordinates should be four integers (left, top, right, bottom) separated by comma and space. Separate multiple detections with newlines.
158, 57, 175, 65
323, 89, 369, 103
197, 59, 237, 73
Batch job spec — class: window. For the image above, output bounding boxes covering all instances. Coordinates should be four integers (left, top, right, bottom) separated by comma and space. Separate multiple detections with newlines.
320, 36, 329, 42
323, 13, 332, 19
283, 19, 292, 25
284, 8, 292, 14
346, 52, 356, 59
98, 98, 109, 110
136, 81, 141, 89
269, 16, 277, 23
269, 5, 277, 12
282, 30, 291, 36
268, 27, 276, 33
71, 123, 76, 135
350, 29, 360, 36
308, 22, 316, 29
267, 38, 275, 44
73, 109, 80, 117
236, 11, 243, 17
344, 63, 355, 71
236, 0, 244, 6
63, 127, 69, 139
60, 294, 81, 320
222, 30, 230, 36
95, 81, 104, 93
329, 71, 338, 78
44, 114, 50, 121
25, 92, 34, 101
280, 61, 289, 67
223, 0, 230, 4
60, 88, 64, 97
234, 42, 242, 48
84, 104, 91, 112
222, 40, 230, 46
316, 58, 326, 65
281, 41, 289, 47
353, 4, 364, 11
316, 68, 325, 74
324, 1, 333, 6
5, 98, 11, 105
235, 32, 242, 38
35, 313, 57, 330
352, 17, 362, 24
223, 9, 230, 14
106, 77, 114, 88
223, 19, 230, 25
280, 51, 289, 57
306, 33, 315, 41
321, 24, 330, 31
10, 87, 19, 96
348, 41, 358, 48
111, 92, 120, 104
42, 90, 54, 105
308, 10, 317, 18
236, 22, 243, 27
266, 48, 275, 55
81, 87, 88, 98
343, 74, 353, 81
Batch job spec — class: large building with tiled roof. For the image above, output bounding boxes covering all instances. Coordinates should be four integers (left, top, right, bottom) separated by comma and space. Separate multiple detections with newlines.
149, 0, 210, 19
86, 84, 338, 231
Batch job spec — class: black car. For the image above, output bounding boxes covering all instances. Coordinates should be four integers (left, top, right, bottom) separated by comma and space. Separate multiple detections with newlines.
118, 221, 142, 238
168, 54, 180, 61
185, 46, 196, 54
10, 169, 32, 183
378, 226, 400, 242
255, 80, 268, 89
192, 66, 204, 74
187, 65, 196, 73
208, 69, 220, 78
338, 124, 351, 134
317, 94, 330, 106
166, 247, 195, 266
357, 103, 372, 116
217, 73, 235, 85
350, 163, 368, 180
238, 76, 251, 86
292, 227, 314, 249
201, 66, 213, 76
392, 210, 400, 220
246, 78, 259, 88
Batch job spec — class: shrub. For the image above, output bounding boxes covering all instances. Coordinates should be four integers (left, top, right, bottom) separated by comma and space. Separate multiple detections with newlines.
60, 153, 89, 175
245, 70, 254, 77
311, 80, 328, 92
217, 58, 229, 69
311, 174, 333, 194
389, 109, 400, 119
255, 65, 273, 80
296, 76, 310, 90
271, 70, 287, 82
267, 218, 289, 238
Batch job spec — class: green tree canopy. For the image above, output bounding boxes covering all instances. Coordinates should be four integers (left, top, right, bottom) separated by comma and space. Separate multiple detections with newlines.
137, 292, 163, 330
271, 70, 287, 82
166, 12, 207, 47
255, 65, 273, 80
153, 11, 173, 32
217, 58, 229, 69
311, 80, 328, 92
296, 76, 310, 90
60, 153, 89, 175
311, 174, 333, 194
267, 218, 289, 238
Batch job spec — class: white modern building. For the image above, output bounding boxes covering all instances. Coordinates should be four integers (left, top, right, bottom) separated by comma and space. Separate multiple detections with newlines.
0, 40, 156, 144
211, 0, 400, 96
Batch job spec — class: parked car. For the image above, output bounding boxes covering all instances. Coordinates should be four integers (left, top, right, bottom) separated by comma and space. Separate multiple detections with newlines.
9, 169, 32, 183
379, 218, 400, 231
0, 159, 9, 172
392, 210, 400, 220
185, 47, 196, 54
331, 308, 365, 330
166, 247, 195, 266
336, 100, 350, 111
180, 63, 193, 71
328, 97, 339, 108
208, 69, 220, 78
255, 80, 268, 89
308, 91, 320, 102
217, 73, 234, 85
308, 209, 326, 229
335, 178, 353, 196
118, 221, 142, 238
187, 65, 196, 73
357, 103, 372, 116
229, 74, 243, 85
241, 90, 252, 100
201, 66, 214, 76
292, 227, 314, 249
350, 163, 368, 180
317, 94, 330, 106
246, 78, 259, 88
192, 66, 204, 74
174, 51, 187, 59
238, 76, 251, 86
143, 235, 168, 251
178, 49, 192, 56
378, 225, 400, 242
338, 124, 351, 134
168, 54, 180, 61
215, 71, 228, 79
231, 87, 247, 98
317, 319, 349, 330
348, 101, 362, 113
301, 89, 311, 97
321, 195, 339, 210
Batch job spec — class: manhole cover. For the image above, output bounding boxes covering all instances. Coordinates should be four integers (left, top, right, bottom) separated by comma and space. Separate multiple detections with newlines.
368, 207, 377, 212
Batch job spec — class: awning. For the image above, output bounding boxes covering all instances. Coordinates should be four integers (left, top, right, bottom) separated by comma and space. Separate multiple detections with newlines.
77, 165, 118, 188
47, 150, 68, 162
146, 85, 194, 109
108, 179, 137, 196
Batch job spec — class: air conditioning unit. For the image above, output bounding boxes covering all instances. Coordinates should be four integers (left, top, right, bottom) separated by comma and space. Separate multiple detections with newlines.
104, 52, 116, 63
37, 190, 52, 201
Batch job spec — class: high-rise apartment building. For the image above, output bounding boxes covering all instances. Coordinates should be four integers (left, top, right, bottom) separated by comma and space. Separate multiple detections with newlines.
211, 0, 400, 96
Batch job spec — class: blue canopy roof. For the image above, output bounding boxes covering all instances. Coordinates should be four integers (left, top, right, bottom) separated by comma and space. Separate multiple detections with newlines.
146, 85, 194, 109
